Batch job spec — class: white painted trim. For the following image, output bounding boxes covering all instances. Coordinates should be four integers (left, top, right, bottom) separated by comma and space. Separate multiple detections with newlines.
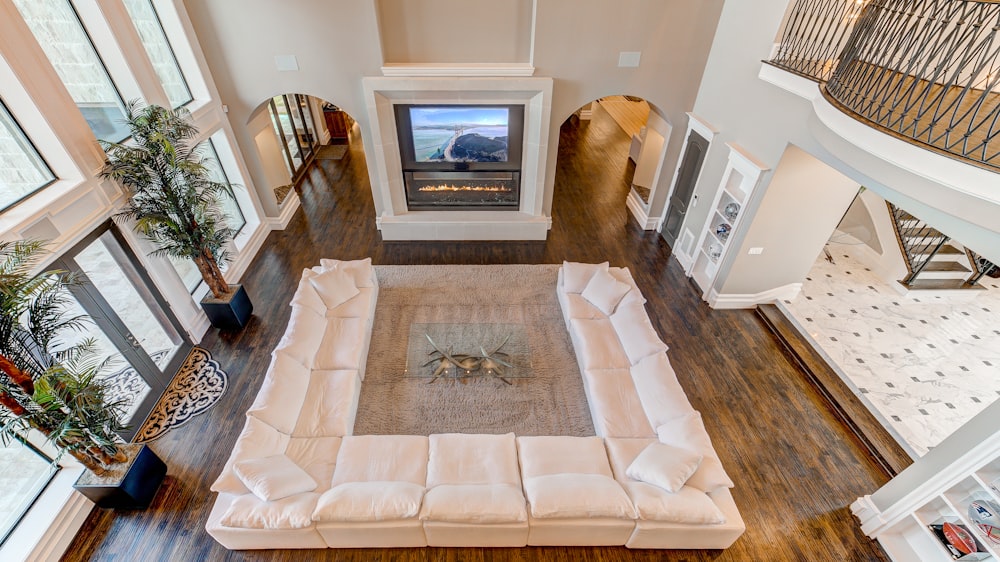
269, 192, 301, 230
380, 63, 536, 77
673, 251, 694, 272
658, 113, 721, 254
377, 211, 550, 241
625, 190, 657, 230
757, 63, 821, 101
0, 468, 92, 562
706, 283, 802, 309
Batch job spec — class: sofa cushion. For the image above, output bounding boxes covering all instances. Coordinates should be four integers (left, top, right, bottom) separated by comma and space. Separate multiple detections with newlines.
234, 454, 318, 502
274, 306, 326, 367
609, 267, 646, 306
625, 442, 702, 494
292, 370, 359, 437
583, 368, 655, 437
620, 482, 726, 524
314, 317, 365, 370
656, 413, 735, 493
332, 435, 429, 486
211, 417, 290, 495
327, 287, 375, 318
570, 318, 630, 370
562, 293, 605, 321
427, 432, 520, 488
420, 483, 527, 523
516, 435, 612, 478
320, 257, 375, 288
289, 269, 328, 315
523, 474, 636, 519
246, 352, 311, 434
630, 353, 696, 428
309, 268, 360, 309
285, 436, 342, 494
610, 301, 668, 364
562, 261, 609, 293
581, 268, 632, 315
220, 492, 319, 529
313, 481, 424, 522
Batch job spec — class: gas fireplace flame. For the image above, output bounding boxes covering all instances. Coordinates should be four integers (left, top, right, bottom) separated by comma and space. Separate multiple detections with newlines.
418, 184, 512, 193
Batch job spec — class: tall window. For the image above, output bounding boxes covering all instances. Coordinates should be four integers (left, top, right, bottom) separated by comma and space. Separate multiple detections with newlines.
0, 100, 56, 211
169, 138, 247, 292
122, 0, 192, 108
0, 440, 57, 545
13, 0, 131, 142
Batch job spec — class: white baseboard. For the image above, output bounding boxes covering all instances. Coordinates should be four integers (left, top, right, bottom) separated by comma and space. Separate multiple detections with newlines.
707, 283, 803, 309
673, 251, 694, 272
269, 193, 301, 230
626, 191, 658, 230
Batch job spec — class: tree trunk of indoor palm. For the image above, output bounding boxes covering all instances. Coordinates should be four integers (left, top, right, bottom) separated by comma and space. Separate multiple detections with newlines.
193, 251, 230, 299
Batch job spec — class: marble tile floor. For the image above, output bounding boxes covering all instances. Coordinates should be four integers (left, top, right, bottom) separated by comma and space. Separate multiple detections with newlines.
780, 242, 1000, 458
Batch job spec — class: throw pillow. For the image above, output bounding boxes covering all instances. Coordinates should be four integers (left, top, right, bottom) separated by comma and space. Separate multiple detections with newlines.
233, 454, 318, 502
625, 442, 702, 493
610, 300, 668, 364
562, 261, 610, 293
308, 268, 360, 309
581, 268, 632, 315
656, 412, 735, 493
289, 269, 327, 315
320, 257, 375, 288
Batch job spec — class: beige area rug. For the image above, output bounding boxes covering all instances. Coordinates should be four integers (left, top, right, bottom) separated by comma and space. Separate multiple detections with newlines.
353, 265, 595, 437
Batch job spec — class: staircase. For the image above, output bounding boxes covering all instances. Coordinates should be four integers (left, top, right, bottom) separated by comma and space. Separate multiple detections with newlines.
888, 203, 993, 291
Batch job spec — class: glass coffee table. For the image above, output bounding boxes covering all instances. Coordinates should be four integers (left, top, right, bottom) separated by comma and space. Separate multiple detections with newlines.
404, 322, 532, 384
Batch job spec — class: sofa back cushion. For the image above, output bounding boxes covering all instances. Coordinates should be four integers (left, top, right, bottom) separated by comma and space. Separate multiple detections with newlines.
427, 432, 520, 488
569, 318, 630, 370
561, 261, 609, 293
246, 352, 311, 433
314, 317, 365, 370
332, 435, 429, 486
630, 353, 696, 428
274, 306, 327, 367
610, 301, 668, 364
516, 435, 612, 478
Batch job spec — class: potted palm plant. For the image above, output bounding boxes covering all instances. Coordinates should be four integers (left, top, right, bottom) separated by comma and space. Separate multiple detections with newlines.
99, 101, 252, 330
0, 240, 166, 508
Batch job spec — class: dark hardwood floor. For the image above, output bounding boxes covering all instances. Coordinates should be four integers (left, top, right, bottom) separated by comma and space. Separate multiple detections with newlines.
63, 109, 891, 561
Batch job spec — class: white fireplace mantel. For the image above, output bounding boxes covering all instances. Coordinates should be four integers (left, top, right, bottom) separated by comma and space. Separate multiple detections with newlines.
361, 76, 553, 240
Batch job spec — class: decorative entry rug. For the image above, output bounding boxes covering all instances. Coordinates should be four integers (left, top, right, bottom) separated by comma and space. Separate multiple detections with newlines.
135, 347, 228, 442
316, 144, 348, 160
353, 265, 595, 437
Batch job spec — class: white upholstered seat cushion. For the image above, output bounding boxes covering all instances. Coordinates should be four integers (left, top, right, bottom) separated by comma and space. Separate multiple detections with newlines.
582, 368, 656, 438
656, 413, 735, 493
630, 352, 696, 428
220, 492, 319, 529
313, 481, 425, 522
313, 317, 365, 370
292, 370, 360, 437
569, 318, 630, 370
211, 417, 291, 495
522, 474, 636, 519
420, 483, 527, 523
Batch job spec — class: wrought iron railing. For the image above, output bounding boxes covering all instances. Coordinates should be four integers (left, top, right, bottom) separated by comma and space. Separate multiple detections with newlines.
967, 249, 998, 285
888, 203, 949, 284
768, 0, 1000, 171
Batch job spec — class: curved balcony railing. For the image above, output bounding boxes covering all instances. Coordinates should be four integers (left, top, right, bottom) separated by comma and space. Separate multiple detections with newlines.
768, 0, 1000, 171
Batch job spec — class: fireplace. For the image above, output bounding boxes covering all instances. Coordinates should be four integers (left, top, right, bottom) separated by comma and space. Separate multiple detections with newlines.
404, 172, 520, 210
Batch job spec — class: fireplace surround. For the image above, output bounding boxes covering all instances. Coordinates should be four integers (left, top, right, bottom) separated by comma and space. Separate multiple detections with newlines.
362, 75, 553, 240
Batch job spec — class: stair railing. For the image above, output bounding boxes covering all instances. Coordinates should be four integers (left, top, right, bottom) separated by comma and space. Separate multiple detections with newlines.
966, 249, 998, 286
887, 202, 950, 285
767, 0, 1000, 172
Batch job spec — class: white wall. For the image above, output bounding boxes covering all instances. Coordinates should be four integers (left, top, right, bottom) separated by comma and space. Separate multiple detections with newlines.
684, 0, 1000, 300
181, 0, 726, 224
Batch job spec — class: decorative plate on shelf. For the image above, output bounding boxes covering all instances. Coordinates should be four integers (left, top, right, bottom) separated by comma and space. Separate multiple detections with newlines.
715, 223, 731, 242
724, 202, 740, 221
708, 243, 723, 261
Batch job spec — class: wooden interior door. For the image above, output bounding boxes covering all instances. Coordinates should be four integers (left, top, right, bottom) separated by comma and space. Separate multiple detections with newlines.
661, 131, 709, 247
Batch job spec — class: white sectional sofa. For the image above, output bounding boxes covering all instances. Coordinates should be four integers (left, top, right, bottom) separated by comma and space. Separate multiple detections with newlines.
206, 260, 744, 550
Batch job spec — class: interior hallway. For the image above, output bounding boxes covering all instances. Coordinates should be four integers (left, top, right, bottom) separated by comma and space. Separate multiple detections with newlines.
782, 239, 1000, 457
63, 108, 890, 561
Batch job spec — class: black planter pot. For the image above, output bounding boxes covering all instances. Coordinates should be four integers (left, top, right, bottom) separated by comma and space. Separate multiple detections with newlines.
73, 444, 166, 509
201, 284, 253, 330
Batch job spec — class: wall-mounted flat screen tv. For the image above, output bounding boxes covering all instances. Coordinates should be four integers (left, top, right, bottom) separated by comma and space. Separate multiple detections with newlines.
395, 104, 524, 171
